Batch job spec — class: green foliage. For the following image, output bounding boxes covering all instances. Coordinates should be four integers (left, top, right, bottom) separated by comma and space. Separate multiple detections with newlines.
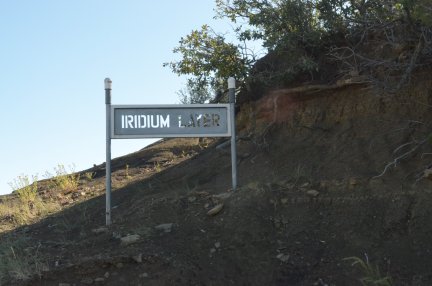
410, 0, 432, 26
215, 0, 431, 48
153, 161, 162, 173
344, 256, 393, 286
180, 149, 188, 158
51, 164, 80, 193
167, 0, 432, 97
8, 175, 38, 204
164, 24, 253, 103
216, 0, 323, 50
178, 79, 213, 104
83, 171, 95, 181
1, 200, 58, 227
4, 174, 59, 227
167, 25, 246, 80
125, 164, 131, 179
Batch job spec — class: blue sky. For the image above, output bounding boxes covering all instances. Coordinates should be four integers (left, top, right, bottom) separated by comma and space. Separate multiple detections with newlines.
0, 1, 233, 194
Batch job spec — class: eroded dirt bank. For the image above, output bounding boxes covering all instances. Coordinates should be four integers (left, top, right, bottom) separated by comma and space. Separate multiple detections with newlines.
4, 74, 432, 285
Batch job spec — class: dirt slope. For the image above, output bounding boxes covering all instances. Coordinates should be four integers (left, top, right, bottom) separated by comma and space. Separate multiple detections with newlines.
2, 73, 432, 286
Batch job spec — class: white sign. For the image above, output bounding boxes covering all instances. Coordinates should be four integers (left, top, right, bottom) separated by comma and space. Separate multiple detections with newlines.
111, 104, 231, 138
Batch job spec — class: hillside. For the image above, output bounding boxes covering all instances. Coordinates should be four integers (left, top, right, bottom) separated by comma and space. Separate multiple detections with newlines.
2, 71, 432, 285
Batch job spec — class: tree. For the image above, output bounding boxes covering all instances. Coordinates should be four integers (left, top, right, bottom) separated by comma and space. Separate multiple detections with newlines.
166, 0, 432, 101
177, 79, 213, 104
164, 24, 253, 103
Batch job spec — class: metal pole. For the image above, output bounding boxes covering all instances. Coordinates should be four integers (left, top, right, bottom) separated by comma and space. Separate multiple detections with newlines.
228, 77, 237, 191
104, 78, 112, 226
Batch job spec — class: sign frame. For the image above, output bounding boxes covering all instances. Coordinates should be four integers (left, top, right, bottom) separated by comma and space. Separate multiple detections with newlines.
104, 77, 237, 226
110, 104, 232, 139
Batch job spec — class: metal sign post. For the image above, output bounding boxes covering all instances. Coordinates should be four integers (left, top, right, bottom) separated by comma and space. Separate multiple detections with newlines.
104, 78, 112, 226
228, 77, 237, 191
104, 77, 237, 225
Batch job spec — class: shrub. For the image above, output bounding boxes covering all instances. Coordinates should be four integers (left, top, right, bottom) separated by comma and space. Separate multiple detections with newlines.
52, 164, 80, 193
83, 171, 95, 181
8, 175, 38, 205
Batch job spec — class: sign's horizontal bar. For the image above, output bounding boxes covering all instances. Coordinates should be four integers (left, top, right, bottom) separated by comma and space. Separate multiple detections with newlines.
111, 133, 230, 139
111, 104, 231, 139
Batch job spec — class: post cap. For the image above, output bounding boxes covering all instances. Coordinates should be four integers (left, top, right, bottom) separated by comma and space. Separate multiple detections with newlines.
228, 77, 235, 89
104, 78, 112, 90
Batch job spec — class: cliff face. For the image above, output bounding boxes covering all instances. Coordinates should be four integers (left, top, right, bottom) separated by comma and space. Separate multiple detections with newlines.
242, 74, 432, 130
237, 72, 432, 181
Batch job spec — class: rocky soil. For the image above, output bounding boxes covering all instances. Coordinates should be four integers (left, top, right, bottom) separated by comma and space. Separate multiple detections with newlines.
2, 72, 432, 285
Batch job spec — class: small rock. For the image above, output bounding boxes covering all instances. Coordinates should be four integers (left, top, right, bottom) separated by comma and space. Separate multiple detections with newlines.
94, 277, 105, 282
319, 181, 328, 189
120, 234, 140, 246
92, 227, 109, 234
139, 273, 149, 278
132, 253, 143, 263
210, 248, 216, 254
306, 190, 320, 197
241, 152, 251, 158
42, 265, 50, 272
277, 179, 289, 186
314, 278, 329, 286
266, 182, 280, 190
116, 262, 124, 269
424, 168, 432, 180
300, 182, 310, 188
214, 242, 221, 249
195, 190, 210, 196
80, 277, 93, 285
112, 231, 122, 239
212, 192, 232, 200
280, 198, 289, 204
286, 183, 295, 189
155, 223, 174, 233
188, 196, 197, 202
349, 178, 358, 186
276, 253, 290, 262
207, 203, 224, 216
204, 203, 210, 208
104, 272, 110, 278
246, 181, 261, 190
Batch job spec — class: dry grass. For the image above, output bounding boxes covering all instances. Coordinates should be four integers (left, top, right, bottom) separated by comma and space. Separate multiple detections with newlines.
0, 197, 59, 228
344, 256, 393, 286
0, 176, 58, 283
51, 164, 81, 193
8, 175, 38, 204
0, 237, 48, 284
1, 174, 60, 230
